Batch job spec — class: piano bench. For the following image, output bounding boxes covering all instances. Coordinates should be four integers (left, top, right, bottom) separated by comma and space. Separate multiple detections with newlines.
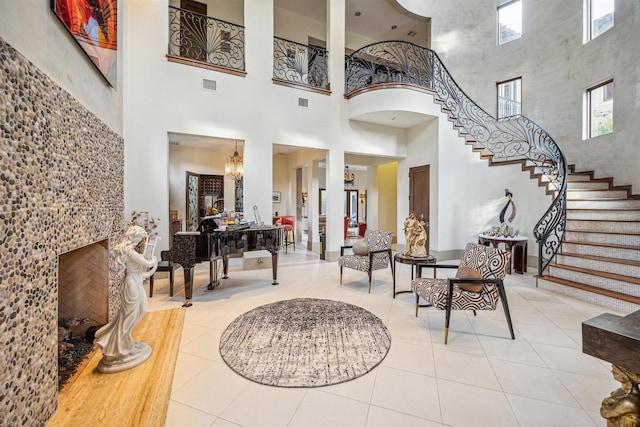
149, 261, 179, 297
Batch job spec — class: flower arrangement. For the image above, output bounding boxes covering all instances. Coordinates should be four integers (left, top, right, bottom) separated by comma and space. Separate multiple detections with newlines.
129, 211, 160, 253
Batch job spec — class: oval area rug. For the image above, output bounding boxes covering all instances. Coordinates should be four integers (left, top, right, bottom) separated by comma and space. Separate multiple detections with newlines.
219, 298, 391, 387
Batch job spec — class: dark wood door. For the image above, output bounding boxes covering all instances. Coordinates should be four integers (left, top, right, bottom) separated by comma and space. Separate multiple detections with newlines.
180, 0, 208, 61
409, 165, 430, 248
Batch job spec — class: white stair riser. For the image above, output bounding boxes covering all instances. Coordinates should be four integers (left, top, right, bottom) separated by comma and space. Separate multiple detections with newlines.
548, 266, 639, 295
555, 254, 640, 278
537, 278, 640, 313
567, 220, 640, 234
561, 242, 640, 261
565, 231, 640, 246
568, 200, 640, 209
567, 181, 611, 190
567, 190, 629, 199
567, 210, 640, 221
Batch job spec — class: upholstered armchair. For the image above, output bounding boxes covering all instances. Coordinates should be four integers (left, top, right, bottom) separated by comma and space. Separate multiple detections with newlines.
338, 229, 394, 293
411, 243, 514, 344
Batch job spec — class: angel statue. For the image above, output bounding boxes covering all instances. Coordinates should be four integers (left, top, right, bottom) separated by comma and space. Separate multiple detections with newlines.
94, 225, 158, 373
403, 212, 428, 257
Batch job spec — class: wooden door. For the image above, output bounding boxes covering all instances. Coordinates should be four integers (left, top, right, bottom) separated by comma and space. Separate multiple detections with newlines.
409, 165, 430, 249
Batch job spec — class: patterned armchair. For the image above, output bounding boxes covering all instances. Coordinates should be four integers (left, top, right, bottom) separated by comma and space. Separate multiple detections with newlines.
338, 229, 394, 293
411, 243, 514, 344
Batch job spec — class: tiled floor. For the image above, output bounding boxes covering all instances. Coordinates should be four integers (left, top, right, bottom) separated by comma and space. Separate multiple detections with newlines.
147, 244, 618, 427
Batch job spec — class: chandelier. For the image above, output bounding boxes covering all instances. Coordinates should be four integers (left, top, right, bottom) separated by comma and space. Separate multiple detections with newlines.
344, 165, 355, 186
225, 141, 244, 181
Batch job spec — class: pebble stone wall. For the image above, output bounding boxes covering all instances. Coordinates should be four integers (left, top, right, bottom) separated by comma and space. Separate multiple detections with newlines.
0, 37, 125, 426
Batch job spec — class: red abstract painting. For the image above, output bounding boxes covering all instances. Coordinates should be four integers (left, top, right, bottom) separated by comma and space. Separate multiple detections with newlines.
52, 0, 118, 87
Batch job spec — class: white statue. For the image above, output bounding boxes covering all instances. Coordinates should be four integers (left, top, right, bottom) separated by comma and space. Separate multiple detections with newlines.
94, 225, 158, 373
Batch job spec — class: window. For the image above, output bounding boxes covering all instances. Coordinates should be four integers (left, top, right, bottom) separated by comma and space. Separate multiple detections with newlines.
587, 80, 613, 138
587, 0, 614, 41
497, 78, 522, 118
498, 0, 522, 45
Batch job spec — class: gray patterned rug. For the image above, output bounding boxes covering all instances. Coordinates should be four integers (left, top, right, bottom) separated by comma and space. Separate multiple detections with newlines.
219, 298, 391, 387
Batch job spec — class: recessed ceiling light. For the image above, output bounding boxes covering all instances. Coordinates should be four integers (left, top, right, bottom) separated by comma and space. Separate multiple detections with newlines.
355, 11, 361, 16
391, 25, 397, 30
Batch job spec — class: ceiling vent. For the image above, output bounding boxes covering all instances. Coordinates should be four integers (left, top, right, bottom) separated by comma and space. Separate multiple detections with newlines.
407, 30, 417, 37
298, 97, 309, 108
202, 78, 217, 91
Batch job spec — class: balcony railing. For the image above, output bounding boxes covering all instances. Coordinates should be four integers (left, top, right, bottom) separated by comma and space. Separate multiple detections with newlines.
273, 37, 329, 90
168, 6, 245, 72
346, 41, 568, 276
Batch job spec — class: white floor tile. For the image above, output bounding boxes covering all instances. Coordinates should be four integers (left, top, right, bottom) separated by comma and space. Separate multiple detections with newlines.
370, 366, 441, 422
438, 379, 519, 427
165, 400, 217, 427
219, 382, 307, 427
507, 394, 598, 427
288, 389, 369, 427
432, 349, 502, 391
365, 405, 440, 427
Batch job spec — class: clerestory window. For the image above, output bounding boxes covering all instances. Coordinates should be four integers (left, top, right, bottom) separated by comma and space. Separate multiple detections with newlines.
587, 0, 614, 41
498, 0, 522, 45
586, 80, 614, 139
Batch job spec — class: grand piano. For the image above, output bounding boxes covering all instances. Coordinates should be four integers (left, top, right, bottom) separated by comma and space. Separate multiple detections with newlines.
162, 218, 284, 307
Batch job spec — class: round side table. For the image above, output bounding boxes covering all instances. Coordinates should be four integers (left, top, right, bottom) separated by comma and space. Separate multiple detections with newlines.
393, 253, 437, 297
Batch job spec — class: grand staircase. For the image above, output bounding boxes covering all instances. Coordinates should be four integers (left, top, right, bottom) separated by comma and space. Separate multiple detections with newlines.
344, 41, 639, 313
536, 165, 640, 313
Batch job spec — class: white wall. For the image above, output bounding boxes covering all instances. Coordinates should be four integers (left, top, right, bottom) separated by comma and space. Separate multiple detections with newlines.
124, 0, 406, 259
399, 0, 640, 190
0, 0, 123, 133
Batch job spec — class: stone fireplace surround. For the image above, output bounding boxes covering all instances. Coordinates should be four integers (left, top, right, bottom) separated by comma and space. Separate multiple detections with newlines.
0, 38, 125, 426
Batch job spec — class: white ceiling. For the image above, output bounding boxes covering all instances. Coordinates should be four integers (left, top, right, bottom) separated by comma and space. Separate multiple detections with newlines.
276, 0, 430, 47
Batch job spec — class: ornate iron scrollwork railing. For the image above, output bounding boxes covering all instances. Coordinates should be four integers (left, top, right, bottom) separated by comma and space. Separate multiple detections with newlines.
345, 41, 567, 275
168, 6, 245, 71
273, 37, 329, 89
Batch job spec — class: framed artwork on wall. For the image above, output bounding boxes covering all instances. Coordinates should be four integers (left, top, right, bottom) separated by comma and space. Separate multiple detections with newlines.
272, 191, 281, 203
51, 0, 118, 87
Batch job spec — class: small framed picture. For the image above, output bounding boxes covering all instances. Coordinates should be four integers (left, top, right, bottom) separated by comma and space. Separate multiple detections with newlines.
272, 191, 281, 203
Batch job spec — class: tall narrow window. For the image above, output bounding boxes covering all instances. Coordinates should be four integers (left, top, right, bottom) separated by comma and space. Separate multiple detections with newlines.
587, 80, 613, 138
588, 0, 614, 41
498, 0, 522, 45
497, 78, 522, 119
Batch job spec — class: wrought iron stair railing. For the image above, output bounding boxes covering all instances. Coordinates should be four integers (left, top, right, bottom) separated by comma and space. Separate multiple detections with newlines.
168, 6, 245, 72
345, 41, 567, 275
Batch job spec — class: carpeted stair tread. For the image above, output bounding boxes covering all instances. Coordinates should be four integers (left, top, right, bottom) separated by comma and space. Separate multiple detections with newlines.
557, 252, 640, 268
563, 239, 640, 251
537, 275, 640, 305
549, 263, 640, 285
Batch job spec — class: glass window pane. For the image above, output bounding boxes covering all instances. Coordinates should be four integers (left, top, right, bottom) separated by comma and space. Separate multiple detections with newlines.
591, 0, 614, 39
497, 78, 522, 118
589, 81, 613, 138
498, 0, 522, 45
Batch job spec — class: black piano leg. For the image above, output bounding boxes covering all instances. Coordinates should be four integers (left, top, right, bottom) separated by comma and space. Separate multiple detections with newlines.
271, 252, 279, 285
207, 258, 221, 290
222, 255, 229, 279
183, 267, 193, 307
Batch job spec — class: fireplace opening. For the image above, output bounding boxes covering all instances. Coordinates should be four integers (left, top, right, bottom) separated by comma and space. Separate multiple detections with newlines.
57, 240, 109, 390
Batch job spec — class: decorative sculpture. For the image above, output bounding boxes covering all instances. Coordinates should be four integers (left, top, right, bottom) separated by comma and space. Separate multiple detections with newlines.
94, 225, 158, 373
403, 212, 428, 257
601, 365, 640, 427
487, 189, 519, 238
